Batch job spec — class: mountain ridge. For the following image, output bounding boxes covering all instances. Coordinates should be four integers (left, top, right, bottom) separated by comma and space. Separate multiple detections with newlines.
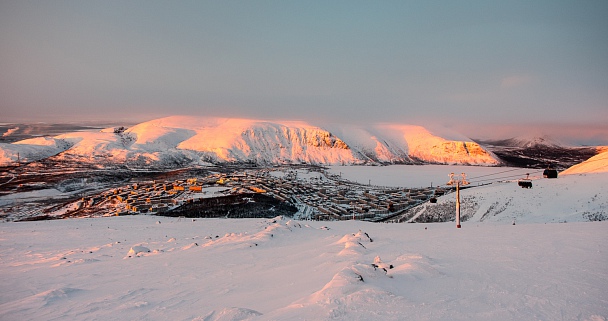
2, 115, 500, 167
476, 134, 568, 148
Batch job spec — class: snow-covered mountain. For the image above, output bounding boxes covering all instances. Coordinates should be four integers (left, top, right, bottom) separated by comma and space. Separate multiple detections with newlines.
475, 134, 598, 170
480, 134, 567, 148
561, 148, 608, 174
0, 116, 499, 167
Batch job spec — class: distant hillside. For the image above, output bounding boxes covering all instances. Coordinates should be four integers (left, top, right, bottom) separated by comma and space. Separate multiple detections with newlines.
561, 148, 608, 174
476, 136, 598, 170
479, 135, 567, 148
0, 116, 499, 167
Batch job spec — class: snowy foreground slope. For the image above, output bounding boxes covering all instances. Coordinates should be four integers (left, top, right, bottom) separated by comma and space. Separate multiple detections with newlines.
1, 159, 607, 320
0, 216, 606, 321
0, 116, 498, 166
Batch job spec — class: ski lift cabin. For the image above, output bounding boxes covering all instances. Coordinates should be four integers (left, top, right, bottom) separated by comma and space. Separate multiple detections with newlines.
518, 180, 533, 188
518, 173, 533, 189
543, 166, 558, 179
429, 188, 444, 203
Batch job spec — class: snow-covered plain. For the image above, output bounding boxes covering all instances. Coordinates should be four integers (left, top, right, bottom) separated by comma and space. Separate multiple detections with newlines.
1, 163, 607, 320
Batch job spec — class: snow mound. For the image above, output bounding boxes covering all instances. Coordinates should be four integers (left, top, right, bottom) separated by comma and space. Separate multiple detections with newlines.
0, 287, 83, 317
372, 256, 393, 272
201, 307, 263, 321
265, 263, 410, 320
336, 230, 373, 256
127, 246, 150, 256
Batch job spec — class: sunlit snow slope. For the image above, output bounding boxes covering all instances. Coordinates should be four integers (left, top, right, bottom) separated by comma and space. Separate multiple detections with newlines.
0, 116, 499, 166
561, 148, 608, 174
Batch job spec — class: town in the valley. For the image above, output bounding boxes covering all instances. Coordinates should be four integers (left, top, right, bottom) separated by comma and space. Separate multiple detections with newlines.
4, 165, 444, 222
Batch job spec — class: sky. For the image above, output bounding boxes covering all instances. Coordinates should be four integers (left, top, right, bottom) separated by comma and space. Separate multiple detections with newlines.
1, 1, 607, 144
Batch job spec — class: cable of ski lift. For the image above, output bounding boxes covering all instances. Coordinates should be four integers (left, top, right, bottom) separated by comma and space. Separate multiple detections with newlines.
466, 167, 532, 180
467, 169, 545, 185
424, 163, 572, 204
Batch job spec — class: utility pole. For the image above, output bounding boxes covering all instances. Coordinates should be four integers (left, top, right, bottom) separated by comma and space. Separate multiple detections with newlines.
446, 173, 469, 228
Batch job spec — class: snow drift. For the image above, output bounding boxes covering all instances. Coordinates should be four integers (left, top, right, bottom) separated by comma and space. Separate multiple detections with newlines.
0, 215, 606, 321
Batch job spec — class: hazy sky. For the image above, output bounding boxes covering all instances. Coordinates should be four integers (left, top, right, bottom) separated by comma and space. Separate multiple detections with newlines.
1, 1, 607, 143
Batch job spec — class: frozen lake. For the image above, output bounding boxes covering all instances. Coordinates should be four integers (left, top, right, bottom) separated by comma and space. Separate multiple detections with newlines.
327, 165, 539, 188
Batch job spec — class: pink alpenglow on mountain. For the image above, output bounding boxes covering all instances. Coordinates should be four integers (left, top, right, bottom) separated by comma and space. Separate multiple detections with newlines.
0, 116, 499, 166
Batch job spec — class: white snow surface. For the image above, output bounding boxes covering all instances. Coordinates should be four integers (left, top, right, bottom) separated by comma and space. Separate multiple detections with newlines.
1, 216, 606, 321
0, 188, 68, 206
0, 116, 499, 166
562, 149, 608, 174
2, 167, 608, 320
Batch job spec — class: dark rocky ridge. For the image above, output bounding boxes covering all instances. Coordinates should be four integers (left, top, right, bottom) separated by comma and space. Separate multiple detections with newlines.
476, 139, 598, 170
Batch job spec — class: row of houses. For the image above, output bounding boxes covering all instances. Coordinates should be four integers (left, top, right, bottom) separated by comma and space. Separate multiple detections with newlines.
222, 169, 435, 221
85, 168, 435, 220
